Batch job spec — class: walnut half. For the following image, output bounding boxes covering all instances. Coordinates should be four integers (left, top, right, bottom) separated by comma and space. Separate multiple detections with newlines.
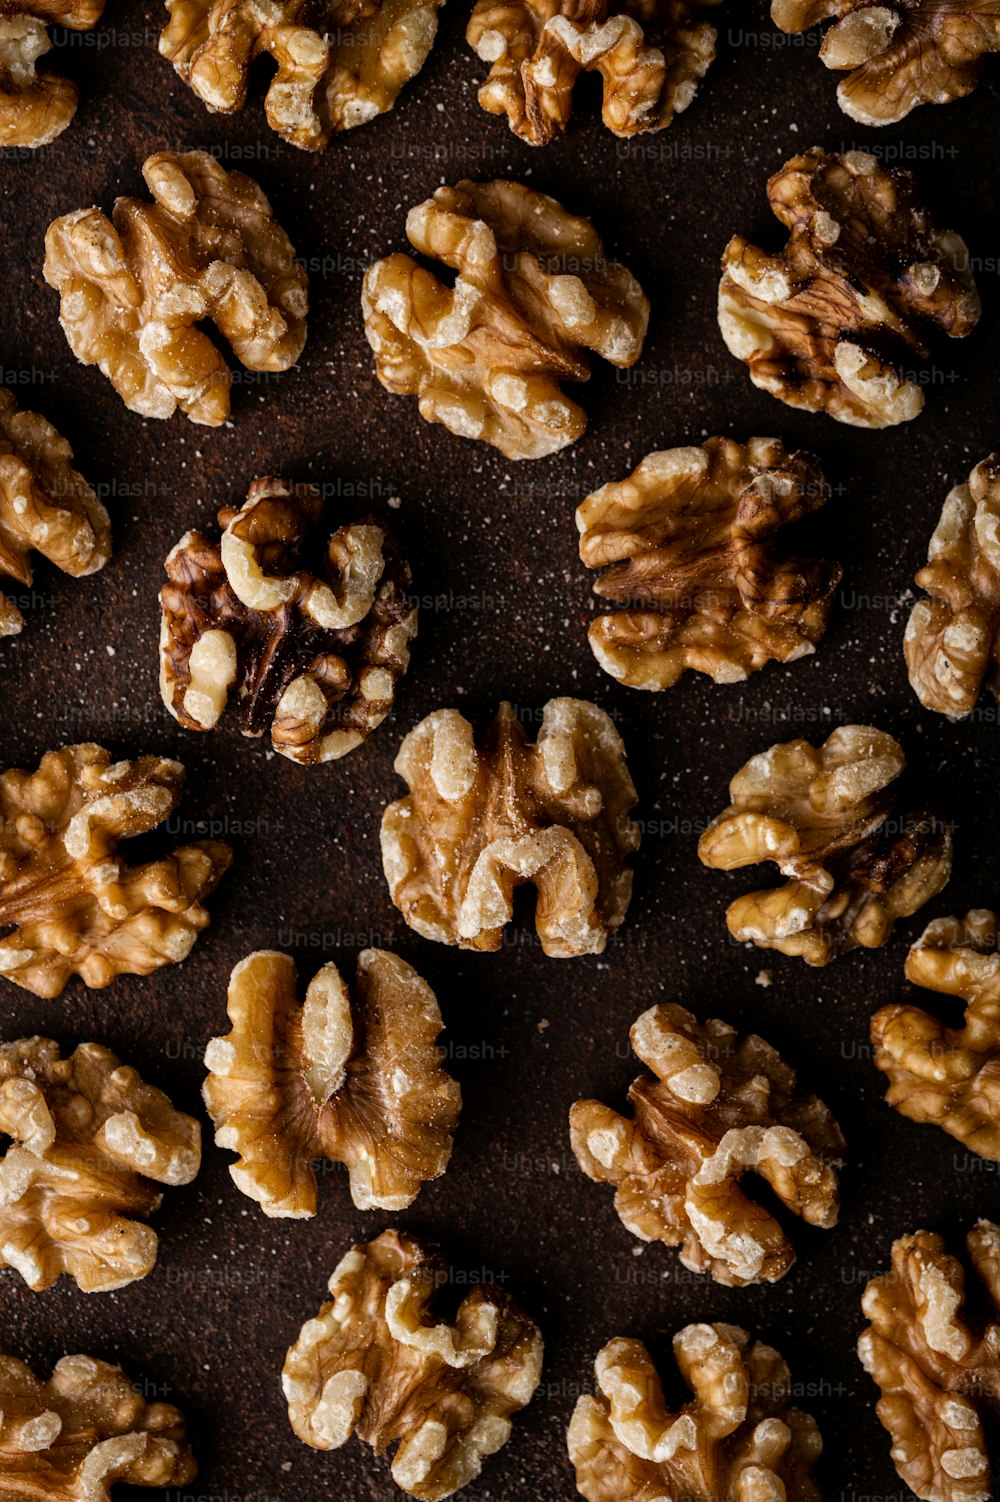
568, 1323, 823, 1501
0, 0, 103, 148
160, 477, 417, 763
203, 948, 461, 1216
570, 1003, 844, 1285
698, 724, 952, 965
719, 148, 980, 427
0, 1353, 195, 1499
859, 1221, 1000, 1502
381, 698, 639, 957
282, 1229, 543, 1501
578, 436, 841, 690
0, 1037, 200, 1292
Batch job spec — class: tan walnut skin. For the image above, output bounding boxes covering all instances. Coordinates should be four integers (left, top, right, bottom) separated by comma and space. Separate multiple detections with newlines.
905, 456, 1000, 718
160, 0, 442, 149
718, 147, 980, 428
0, 742, 231, 998
381, 697, 639, 958
160, 477, 417, 764
0, 1037, 201, 1293
872, 910, 1000, 1160
698, 724, 952, 965
568, 1322, 823, 1501
772, 0, 1000, 125
43, 151, 308, 427
578, 436, 842, 690
0, 1353, 195, 1500
570, 1003, 844, 1286
203, 948, 461, 1216
0, 388, 110, 639
467, 0, 720, 145
362, 179, 649, 460
282, 1228, 543, 1501
859, 1221, 1000, 1502
0, 0, 103, 148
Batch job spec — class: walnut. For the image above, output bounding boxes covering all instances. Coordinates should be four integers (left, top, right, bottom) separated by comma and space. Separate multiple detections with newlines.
904, 456, 1000, 719
43, 151, 308, 427
282, 1228, 543, 1501
871, 910, 1000, 1161
570, 1003, 843, 1286
0, 1352, 195, 1497
0, 742, 231, 998
203, 948, 461, 1217
160, 0, 443, 150
0, 1036, 200, 1292
578, 436, 841, 690
466, 0, 719, 146
771, 0, 1000, 125
159, 477, 416, 764
362, 180, 649, 461
698, 724, 952, 965
718, 147, 980, 428
568, 1323, 823, 1501
0, 0, 103, 148
858, 1220, 1000, 1502
381, 698, 639, 957
0, 388, 111, 639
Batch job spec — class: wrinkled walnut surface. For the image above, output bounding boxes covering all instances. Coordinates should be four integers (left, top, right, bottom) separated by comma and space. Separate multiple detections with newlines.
719, 147, 980, 427
578, 436, 841, 690
0, 742, 230, 997
0, 1036, 200, 1292
872, 910, 1000, 1160
772, 0, 1000, 125
859, 1221, 1000, 1502
0, 1352, 195, 1500
160, 477, 417, 763
467, 0, 719, 145
0, 0, 103, 148
362, 179, 649, 460
43, 150, 308, 426
905, 455, 1000, 718
571, 1002, 843, 1285
0, 388, 110, 639
203, 947, 461, 1216
160, 0, 443, 149
698, 724, 952, 965
381, 697, 639, 957
282, 1228, 543, 1501
568, 1322, 823, 1501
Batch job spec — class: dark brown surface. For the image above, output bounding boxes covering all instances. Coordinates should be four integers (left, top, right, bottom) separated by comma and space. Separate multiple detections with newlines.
1, 4, 999, 1498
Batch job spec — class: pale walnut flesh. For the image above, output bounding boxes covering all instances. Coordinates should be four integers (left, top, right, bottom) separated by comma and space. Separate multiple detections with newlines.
859, 1221, 1000, 1502
0, 0, 103, 148
282, 1229, 543, 1501
718, 147, 980, 427
467, 0, 719, 146
0, 388, 111, 638
160, 477, 417, 763
905, 456, 1000, 717
578, 436, 841, 690
0, 1037, 200, 1293
0, 742, 231, 998
0, 1353, 195, 1499
872, 910, 1000, 1160
698, 724, 952, 965
772, 0, 1000, 125
381, 697, 639, 957
568, 1323, 823, 1502
570, 1003, 843, 1286
43, 150, 308, 427
160, 0, 443, 150
362, 179, 649, 460
203, 948, 461, 1216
